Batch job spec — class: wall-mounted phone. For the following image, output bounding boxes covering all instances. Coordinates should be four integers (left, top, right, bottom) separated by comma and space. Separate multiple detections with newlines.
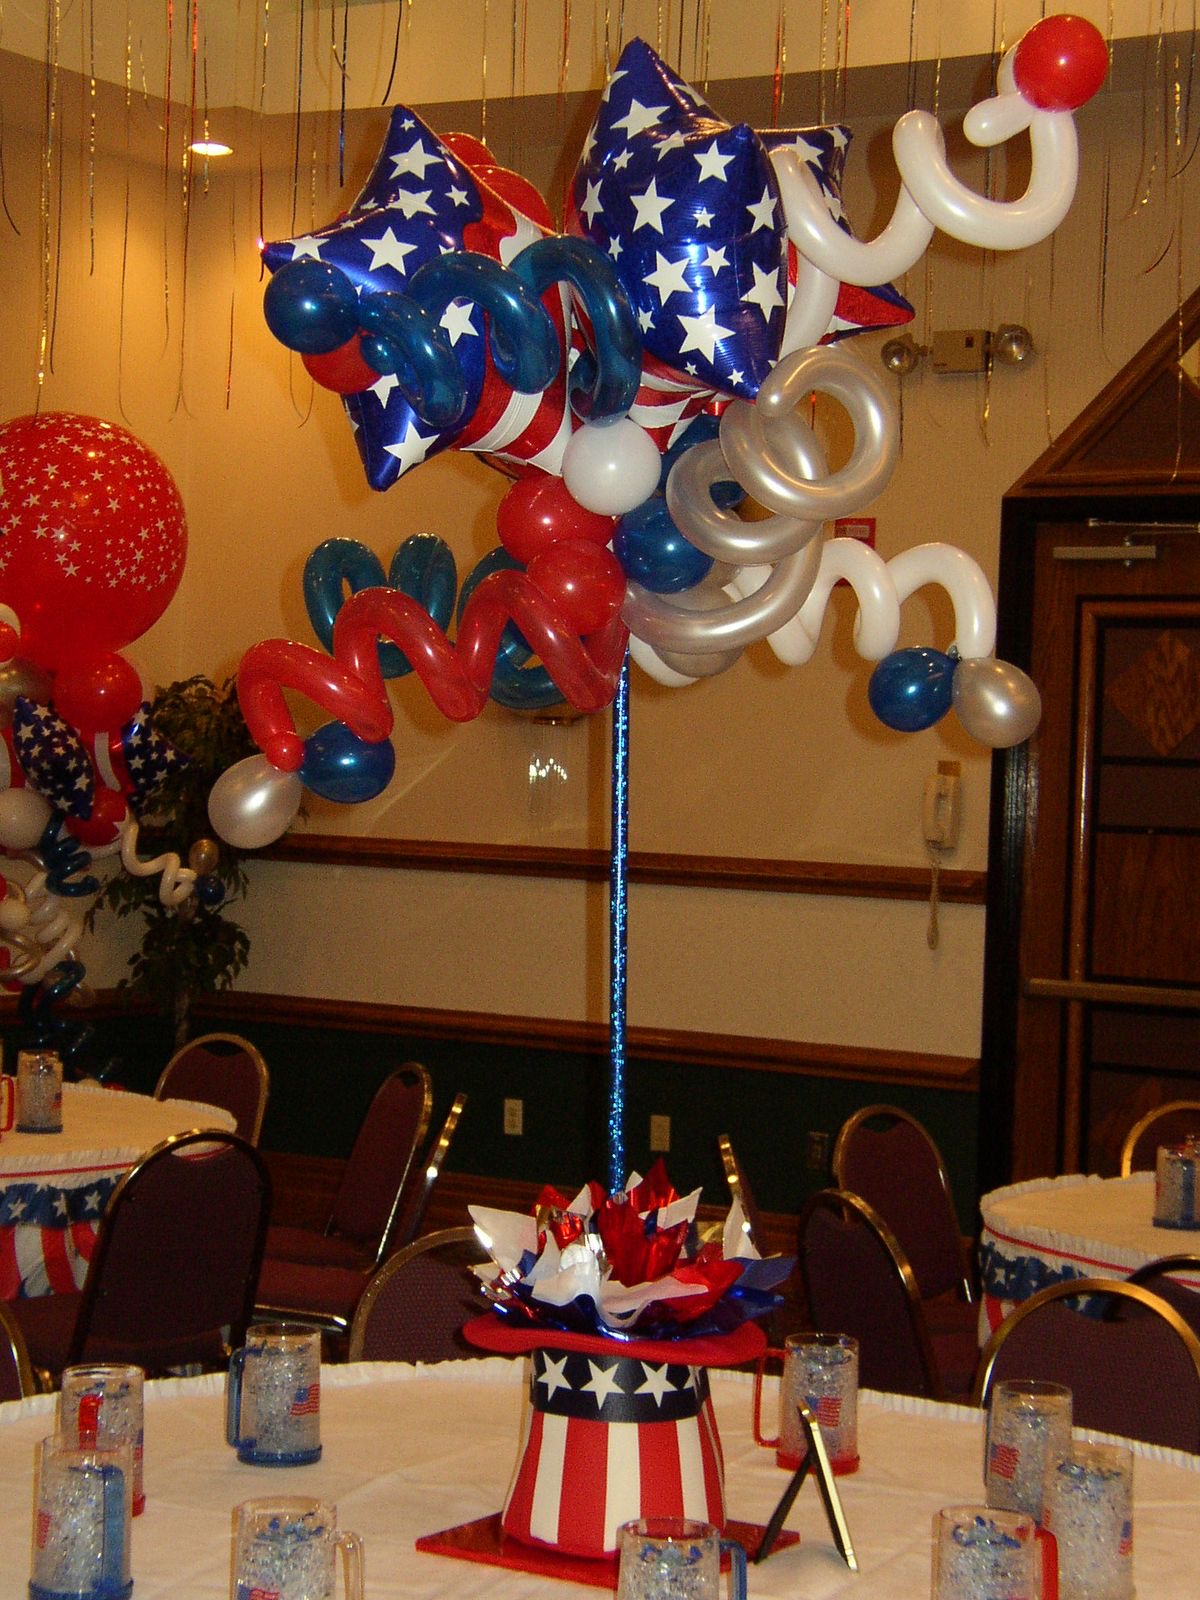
922, 763, 961, 850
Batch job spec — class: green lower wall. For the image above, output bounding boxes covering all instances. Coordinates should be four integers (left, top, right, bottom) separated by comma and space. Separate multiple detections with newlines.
29, 1007, 981, 1230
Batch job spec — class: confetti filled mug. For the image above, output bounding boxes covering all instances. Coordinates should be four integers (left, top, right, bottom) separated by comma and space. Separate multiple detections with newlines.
1042, 1441, 1133, 1600
226, 1323, 322, 1467
932, 1505, 1054, 1600
16, 1049, 63, 1133
753, 1332, 860, 1473
29, 1434, 133, 1600
985, 1380, 1072, 1524
231, 1499, 363, 1600
616, 1518, 746, 1600
59, 1365, 146, 1516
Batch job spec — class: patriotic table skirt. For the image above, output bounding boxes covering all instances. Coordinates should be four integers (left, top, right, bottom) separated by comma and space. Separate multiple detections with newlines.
0, 1166, 121, 1299
464, 1316, 764, 1559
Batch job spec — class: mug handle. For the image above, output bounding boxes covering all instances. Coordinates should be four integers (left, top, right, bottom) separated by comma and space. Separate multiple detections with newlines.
336, 1529, 365, 1600
97, 1461, 130, 1598
720, 1538, 747, 1600
225, 1347, 247, 1448
752, 1348, 785, 1448
0, 1077, 12, 1133
1034, 1526, 1058, 1600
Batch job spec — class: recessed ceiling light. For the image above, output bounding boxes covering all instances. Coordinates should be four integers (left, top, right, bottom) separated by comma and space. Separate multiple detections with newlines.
189, 140, 233, 157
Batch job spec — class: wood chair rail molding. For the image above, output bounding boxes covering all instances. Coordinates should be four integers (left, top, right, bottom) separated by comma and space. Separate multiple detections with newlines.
263, 835, 986, 904
195, 991, 978, 1091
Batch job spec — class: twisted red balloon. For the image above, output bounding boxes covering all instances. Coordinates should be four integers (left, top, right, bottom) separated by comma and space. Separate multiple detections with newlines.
238, 568, 629, 772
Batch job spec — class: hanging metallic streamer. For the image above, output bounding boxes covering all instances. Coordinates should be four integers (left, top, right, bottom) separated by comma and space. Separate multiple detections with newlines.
172, 0, 200, 418
771, 0, 786, 125
86, 0, 96, 273
36, 0, 61, 395
257, 0, 270, 256
559, 0, 572, 102
290, 0, 305, 233
607, 649, 630, 1195
161, 0, 175, 352
117, 9, 134, 422
481, 0, 489, 150
336, 0, 349, 188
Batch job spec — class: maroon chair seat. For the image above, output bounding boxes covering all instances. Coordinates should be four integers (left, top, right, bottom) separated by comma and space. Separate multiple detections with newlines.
348, 1227, 493, 1363
254, 1258, 372, 1329
8, 1129, 271, 1381
799, 1188, 977, 1402
154, 1033, 270, 1146
974, 1277, 1200, 1452
262, 1226, 372, 1272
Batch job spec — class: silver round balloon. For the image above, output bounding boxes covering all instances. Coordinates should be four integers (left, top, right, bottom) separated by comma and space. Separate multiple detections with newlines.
208, 754, 303, 850
0, 658, 53, 729
952, 656, 1042, 748
717, 343, 899, 522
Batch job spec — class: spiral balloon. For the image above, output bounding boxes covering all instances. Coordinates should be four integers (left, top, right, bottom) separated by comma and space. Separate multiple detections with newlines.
119, 817, 198, 909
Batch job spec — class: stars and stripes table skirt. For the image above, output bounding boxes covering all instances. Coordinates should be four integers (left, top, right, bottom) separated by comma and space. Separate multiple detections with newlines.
978, 1171, 1200, 1343
0, 1083, 236, 1300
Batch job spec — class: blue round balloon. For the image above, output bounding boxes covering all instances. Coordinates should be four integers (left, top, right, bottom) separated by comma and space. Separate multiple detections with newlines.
194, 873, 226, 909
868, 648, 957, 732
263, 260, 360, 355
301, 721, 396, 803
615, 497, 713, 594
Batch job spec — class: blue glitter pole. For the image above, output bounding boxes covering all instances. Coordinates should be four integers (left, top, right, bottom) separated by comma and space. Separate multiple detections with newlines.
607, 648, 630, 1193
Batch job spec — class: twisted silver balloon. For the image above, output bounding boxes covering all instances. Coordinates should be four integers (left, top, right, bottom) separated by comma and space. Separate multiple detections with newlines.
625, 345, 897, 673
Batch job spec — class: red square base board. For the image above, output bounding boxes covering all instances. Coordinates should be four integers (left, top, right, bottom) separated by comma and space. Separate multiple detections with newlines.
416, 1513, 798, 1590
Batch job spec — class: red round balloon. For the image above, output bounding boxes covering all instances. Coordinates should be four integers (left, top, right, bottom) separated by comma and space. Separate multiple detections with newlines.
497, 474, 618, 566
0, 413, 187, 668
66, 786, 128, 846
302, 335, 378, 395
52, 652, 143, 736
526, 540, 627, 635
1013, 15, 1108, 111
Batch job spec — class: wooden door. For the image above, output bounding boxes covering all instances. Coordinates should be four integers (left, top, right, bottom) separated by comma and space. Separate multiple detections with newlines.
1001, 522, 1200, 1178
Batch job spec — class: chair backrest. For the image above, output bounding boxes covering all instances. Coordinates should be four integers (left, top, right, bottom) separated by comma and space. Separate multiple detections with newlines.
717, 1134, 765, 1253
387, 1092, 467, 1254
328, 1064, 433, 1266
974, 1277, 1200, 1452
799, 1188, 943, 1399
348, 1225, 492, 1362
0, 1299, 34, 1399
154, 1032, 271, 1145
71, 1128, 272, 1371
1125, 1253, 1200, 1340
832, 1104, 973, 1303
1119, 1101, 1200, 1175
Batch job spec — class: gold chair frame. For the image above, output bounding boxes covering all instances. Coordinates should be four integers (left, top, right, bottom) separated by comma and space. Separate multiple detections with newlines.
1118, 1101, 1200, 1176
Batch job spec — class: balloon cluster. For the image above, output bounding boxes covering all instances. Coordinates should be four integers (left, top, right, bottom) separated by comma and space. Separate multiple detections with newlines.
223, 19, 1105, 848
0, 414, 224, 1013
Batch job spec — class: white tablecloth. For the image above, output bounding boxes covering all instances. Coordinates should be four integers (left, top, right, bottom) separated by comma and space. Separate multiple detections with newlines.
979, 1173, 1200, 1338
0, 1360, 1195, 1599
0, 1082, 236, 1298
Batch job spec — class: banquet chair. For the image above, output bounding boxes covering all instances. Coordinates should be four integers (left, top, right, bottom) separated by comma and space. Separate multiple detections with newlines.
798, 1189, 978, 1402
1124, 1254, 1200, 1340
8, 1129, 271, 1382
154, 1032, 271, 1145
717, 1134, 766, 1253
0, 1299, 35, 1399
832, 1104, 975, 1305
348, 1226, 494, 1362
262, 1063, 434, 1273
1118, 1101, 1200, 1175
386, 1091, 468, 1252
973, 1277, 1200, 1452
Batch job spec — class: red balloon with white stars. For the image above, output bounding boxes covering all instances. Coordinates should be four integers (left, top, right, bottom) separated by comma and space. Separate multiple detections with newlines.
0, 412, 187, 669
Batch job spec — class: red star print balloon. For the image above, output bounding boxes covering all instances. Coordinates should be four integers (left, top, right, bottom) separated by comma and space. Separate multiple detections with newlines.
0, 413, 187, 668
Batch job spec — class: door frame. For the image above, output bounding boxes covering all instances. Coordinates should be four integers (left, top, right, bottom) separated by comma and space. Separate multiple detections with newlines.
978, 490, 1200, 1192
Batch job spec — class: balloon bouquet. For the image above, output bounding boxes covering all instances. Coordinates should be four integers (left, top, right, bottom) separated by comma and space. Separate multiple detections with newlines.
0, 414, 221, 1057
220, 16, 1106, 848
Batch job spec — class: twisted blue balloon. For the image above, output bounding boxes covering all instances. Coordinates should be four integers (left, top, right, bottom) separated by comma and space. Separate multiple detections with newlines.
405, 251, 560, 395
357, 292, 467, 427
508, 236, 642, 421
37, 817, 99, 898
304, 535, 457, 679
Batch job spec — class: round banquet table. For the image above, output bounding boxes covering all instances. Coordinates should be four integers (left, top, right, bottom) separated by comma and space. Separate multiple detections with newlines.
979, 1172, 1200, 1339
0, 1081, 236, 1300
0, 1359, 1195, 1600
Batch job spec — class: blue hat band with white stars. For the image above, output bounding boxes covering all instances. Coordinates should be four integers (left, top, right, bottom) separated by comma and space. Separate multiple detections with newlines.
530, 1347, 710, 1424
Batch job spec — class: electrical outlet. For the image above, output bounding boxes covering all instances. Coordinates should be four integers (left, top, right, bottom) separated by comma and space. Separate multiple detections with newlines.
503, 1097, 523, 1136
805, 1130, 830, 1172
650, 1114, 671, 1152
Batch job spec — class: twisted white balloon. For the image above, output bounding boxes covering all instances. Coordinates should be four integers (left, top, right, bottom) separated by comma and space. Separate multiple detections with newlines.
772, 43, 1080, 340
3, 868, 90, 985
119, 817, 197, 908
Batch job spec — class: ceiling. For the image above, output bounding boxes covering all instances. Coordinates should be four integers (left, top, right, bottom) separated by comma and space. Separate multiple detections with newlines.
0, 0, 1174, 116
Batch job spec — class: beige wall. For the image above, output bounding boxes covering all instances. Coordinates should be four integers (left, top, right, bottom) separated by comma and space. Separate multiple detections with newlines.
0, 33, 1193, 1051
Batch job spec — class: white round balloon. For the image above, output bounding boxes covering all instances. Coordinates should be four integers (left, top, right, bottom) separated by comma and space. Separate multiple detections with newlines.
208, 755, 302, 850
0, 787, 53, 850
561, 418, 662, 516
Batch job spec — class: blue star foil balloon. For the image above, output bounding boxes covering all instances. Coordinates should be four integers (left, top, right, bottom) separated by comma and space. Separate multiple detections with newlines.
12, 698, 95, 818
112, 703, 189, 816
262, 107, 569, 493
570, 38, 788, 400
